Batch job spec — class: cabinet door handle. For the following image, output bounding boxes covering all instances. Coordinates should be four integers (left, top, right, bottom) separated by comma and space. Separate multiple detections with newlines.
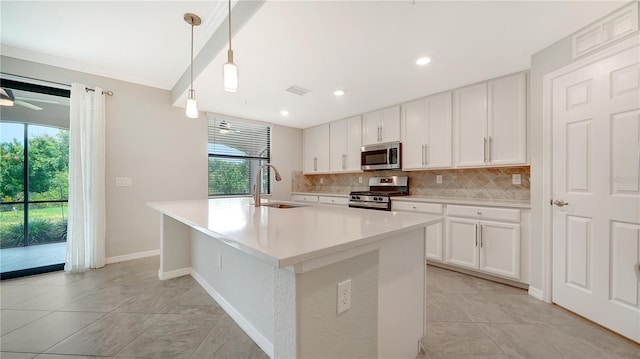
421, 144, 425, 166
483, 137, 487, 163
480, 224, 484, 247
488, 136, 492, 162
474, 223, 478, 247
314, 157, 317, 171
425, 144, 429, 166
342, 154, 346, 169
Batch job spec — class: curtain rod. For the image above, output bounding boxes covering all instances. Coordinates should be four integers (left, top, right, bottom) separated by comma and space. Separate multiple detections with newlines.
85, 87, 114, 96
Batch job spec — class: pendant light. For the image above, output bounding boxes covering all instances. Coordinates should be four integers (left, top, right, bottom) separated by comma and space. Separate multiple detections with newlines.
184, 13, 201, 118
223, 0, 238, 92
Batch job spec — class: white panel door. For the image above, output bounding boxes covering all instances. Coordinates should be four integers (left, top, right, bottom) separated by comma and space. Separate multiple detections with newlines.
487, 73, 527, 165
425, 92, 453, 168
425, 221, 444, 262
479, 221, 521, 280
402, 99, 427, 169
454, 83, 487, 167
445, 217, 479, 270
552, 42, 640, 343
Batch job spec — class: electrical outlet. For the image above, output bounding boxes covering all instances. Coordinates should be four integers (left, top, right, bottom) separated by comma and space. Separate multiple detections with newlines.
512, 174, 522, 185
358, 176, 363, 184
116, 177, 132, 187
436, 175, 442, 184
320, 178, 324, 185
337, 279, 351, 314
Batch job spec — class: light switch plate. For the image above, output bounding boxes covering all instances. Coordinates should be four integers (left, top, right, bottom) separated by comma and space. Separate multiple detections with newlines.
512, 174, 521, 185
116, 177, 132, 187
436, 175, 442, 184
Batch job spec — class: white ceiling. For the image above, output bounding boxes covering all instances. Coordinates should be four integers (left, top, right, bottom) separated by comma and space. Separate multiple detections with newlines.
1, 1, 626, 129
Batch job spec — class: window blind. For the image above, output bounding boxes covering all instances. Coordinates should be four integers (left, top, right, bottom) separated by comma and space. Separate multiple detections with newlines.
207, 117, 272, 196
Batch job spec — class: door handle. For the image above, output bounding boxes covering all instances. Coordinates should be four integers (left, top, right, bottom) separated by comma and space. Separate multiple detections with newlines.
483, 137, 487, 163
488, 136, 492, 162
314, 157, 317, 171
424, 144, 428, 166
421, 144, 425, 166
551, 199, 569, 207
480, 224, 484, 247
342, 154, 346, 169
474, 223, 478, 247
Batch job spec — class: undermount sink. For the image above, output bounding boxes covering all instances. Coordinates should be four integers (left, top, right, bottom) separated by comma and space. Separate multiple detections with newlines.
262, 202, 309, 209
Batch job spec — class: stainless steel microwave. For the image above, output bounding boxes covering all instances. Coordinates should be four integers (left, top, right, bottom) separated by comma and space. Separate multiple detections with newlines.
361, 142, 401, 171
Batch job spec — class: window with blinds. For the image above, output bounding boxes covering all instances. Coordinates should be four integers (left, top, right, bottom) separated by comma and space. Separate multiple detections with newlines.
207, 117, 272, 196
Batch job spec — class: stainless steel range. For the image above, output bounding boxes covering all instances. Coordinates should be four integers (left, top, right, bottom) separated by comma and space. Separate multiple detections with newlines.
348, 176, 409, 211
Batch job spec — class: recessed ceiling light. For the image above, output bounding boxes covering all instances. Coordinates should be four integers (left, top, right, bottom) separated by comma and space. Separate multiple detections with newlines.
334, 90, 345, 96
416, 57, 432, 66
280, 110, 289, 116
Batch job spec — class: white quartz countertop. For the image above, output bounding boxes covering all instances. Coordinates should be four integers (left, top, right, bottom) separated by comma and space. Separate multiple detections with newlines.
148, 198, 439, 268
291, 192, 530, 209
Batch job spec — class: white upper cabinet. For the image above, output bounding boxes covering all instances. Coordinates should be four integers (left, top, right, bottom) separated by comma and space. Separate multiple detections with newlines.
454, 72, 527, 167
402, 92, 452, 169
487, 74, 527, 165
303, 124, 330, 174
363, 105, 401, 145
330, 116, 362, 173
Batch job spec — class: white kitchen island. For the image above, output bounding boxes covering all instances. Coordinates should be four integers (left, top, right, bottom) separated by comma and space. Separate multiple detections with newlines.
148, 198, 441, 359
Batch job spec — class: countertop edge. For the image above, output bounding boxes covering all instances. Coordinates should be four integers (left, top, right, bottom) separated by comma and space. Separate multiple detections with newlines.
291, 192, 530, 209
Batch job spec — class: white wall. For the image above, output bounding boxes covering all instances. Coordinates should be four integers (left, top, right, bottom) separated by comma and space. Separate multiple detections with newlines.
1, 56, 208, 259
271, 124, 303, 201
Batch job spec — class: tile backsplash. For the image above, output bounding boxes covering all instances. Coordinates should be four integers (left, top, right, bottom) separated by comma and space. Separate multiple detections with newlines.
292, 166, 530, 201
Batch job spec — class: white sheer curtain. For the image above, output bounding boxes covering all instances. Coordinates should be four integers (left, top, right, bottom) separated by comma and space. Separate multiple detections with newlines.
65, 83, 106, 273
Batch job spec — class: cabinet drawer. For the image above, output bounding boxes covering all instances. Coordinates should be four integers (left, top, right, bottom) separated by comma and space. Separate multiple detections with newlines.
392, 201, 443, 214
292, 195, 319, 203
319, 196, 348, 206
447, 205, 520, 222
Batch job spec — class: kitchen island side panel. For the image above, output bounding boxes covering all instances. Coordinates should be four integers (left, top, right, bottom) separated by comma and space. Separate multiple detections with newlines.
190, 229, 276, 354
297, 250, 379, 358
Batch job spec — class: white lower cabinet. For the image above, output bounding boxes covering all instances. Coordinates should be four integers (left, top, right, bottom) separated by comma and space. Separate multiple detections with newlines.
392, 201, 444, 262
292, 194, 319, 204
445, 205, 521, 280
318, 196, 348, 206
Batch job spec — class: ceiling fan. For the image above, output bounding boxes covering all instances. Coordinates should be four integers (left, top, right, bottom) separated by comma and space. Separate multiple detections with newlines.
0, 88, 59, 111
218, 120, 240, 134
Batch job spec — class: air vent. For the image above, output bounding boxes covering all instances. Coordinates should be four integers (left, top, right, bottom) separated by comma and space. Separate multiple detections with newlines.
286, 85, 311, 96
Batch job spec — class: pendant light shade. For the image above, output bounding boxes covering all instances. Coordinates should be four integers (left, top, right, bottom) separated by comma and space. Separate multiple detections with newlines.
184, 13, 201, 118
223, 0, 238, 92
186, 90, 198, 119
223, 50, 238, 92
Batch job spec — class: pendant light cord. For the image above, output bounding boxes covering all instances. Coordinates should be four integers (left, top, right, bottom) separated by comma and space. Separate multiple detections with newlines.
228, 0, 232, 51
190, 17, 194, 92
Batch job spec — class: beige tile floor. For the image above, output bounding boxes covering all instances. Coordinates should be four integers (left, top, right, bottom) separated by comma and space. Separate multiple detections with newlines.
419, 265, 640, 359
1, 257, 638, 358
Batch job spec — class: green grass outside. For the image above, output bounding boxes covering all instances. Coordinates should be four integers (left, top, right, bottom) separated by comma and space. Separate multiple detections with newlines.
0, 204, 68, 248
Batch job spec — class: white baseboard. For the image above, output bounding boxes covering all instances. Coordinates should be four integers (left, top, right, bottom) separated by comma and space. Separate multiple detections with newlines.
158, 267, 191, 280
190, 269, 275, 359
105, 249, 160, 264
528, 286, 544, 301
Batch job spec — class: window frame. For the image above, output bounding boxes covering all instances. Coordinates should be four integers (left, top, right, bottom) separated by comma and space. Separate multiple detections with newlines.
207, 116, 272, 197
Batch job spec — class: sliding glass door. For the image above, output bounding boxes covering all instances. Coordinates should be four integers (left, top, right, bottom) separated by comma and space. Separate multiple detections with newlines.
0, 79, 70, 279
